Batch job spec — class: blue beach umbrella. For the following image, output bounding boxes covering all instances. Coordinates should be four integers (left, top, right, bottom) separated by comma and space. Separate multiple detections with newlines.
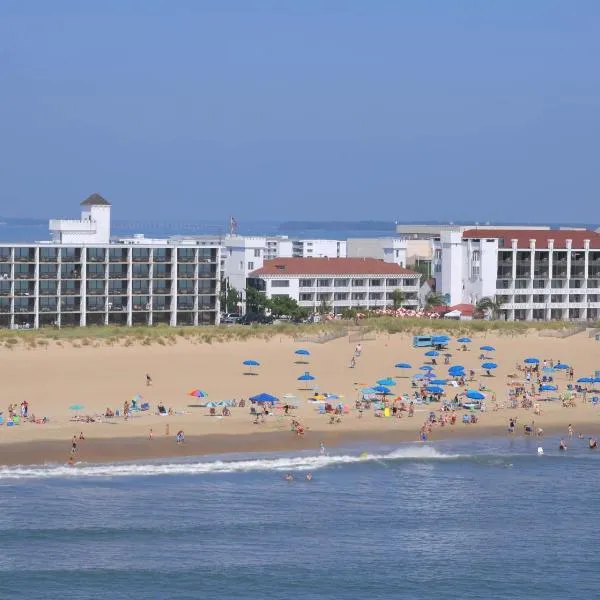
542, 366, 555, 373
297, 373, 315, 381
250, 392, 279, 403
419, 365, 434, 372
481, 362, 497, 370
555, 364, 569, 370
480, 345, 495, 352
593, 377, 600, 384
376, 378, 396, 386
524, 357, 540, 364
457, 337, 472, 343
424, 372, 436, 379
243, 359, 260, 367
395, 363, 412, 369
540, 384, 557, 392
577, 377, 593, 383
426, 386, 444, 394
465, 390, 485, 400
295, 349, 310, 356
413, 374, 425, 381
430, 379, 448, 385
448, 366, 465, 375
424, 350, 439, 357
372, 385, 391, 394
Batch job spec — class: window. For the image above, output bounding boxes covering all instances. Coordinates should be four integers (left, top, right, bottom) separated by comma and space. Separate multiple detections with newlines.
317, 279, 331, 287
434, 249, 442, 260
334, 292, 348, 300
299, 279, 313, 288
370, 279, 382, 287
247, 262, 254, 271
352, 279, 364, 287
387, 279, 399, 286
369, 292, 382, 300
334, 279, 349, 287
271, 280, 289, 288
472, 250, 480, 261
471, 266, 480, 278
402, 279, 414, 287
351, 292, 365, 300
299, 293, 313, 301
514, 295, 528, 303
253, 249, 261, 258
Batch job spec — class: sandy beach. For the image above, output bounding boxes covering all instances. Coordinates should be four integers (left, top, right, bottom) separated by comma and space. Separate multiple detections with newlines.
1, 329, 599, 465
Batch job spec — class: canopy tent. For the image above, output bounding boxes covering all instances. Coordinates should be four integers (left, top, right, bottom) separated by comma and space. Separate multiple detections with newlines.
250, 392, 279, 403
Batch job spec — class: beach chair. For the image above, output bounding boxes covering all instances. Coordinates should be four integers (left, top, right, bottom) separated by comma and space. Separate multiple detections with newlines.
12, 415, 20, 425
0, 416, 3, 426
591, 397, 600, 407
318, 406, 326, 414
462, 414, 470, 424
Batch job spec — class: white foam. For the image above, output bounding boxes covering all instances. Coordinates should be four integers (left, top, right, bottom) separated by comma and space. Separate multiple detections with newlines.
0, 446, 458, 480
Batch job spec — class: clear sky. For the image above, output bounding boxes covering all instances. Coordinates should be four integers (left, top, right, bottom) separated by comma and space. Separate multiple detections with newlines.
1, 1, 599, 223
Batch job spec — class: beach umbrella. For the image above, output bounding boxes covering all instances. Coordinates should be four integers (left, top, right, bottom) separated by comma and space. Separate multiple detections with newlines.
555, 364, 569, 370
395, 363, 411, 369
540, 384, 557, 392
593, 377, 600, 384
376, 378, 396, 386
481, 362, 497, 370
295, 349, 310, 356
465, 390, 485, 400
69, 404, 84, 412
413, 374, 425, 381
542, 367, 555, 373
577, 377, 593, 383
430, 379, 448, 385
419, 365, 434, 372
524, 357, 539, 364
424, 350, 439, 357
372, 385, 391, 394
426, 385, 444, 394
361, 387, 377, 395
188, 389, 208, 398
457, 337, 472, 343
424, 372, 436, 379
448, 366, 465, 376
297, 373, 315, 381
243, 359, 260, 374
250, 392, 279, 403
480, 345, 495, 352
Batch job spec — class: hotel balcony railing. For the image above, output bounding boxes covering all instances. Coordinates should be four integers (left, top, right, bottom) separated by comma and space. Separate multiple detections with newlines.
0, 307, 11, 313
177, 274, 195, 279
132, 256, 150, 262
61, 289, 80, 296
108, 273, 128, 279
39, 289, 58, 296
0, 256, 11, 262
132, 304, 151, 311
197, 273, 216, 279
108, 305, 128, 312
39, 305, 58, 312
0, 291, 10, 296
152, 304, 170, 311
14, 290, 33, 296
61, 304, 80, 311
109, 255, 128, 262
131, 273, 150, 279
177, 289, 195, 295
40, 273, 58, 279
87, 272, 106, 279
39, 256, 58, 262
87, 256, 106, 263
87, 289, 106, 296
14, 256, 35, 263
86, 305, 106, 312
153, 288, 171, 295
15, 273, 35, 279
177, 256, 195, 263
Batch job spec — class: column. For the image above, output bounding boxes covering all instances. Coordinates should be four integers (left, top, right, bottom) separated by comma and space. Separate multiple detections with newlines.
546, 240, 554, 320
565, 239, 572, 320
126, 248, 133, 326
170, 246, 177, 327
147, 249, 154, 327
583, 239, 590, 321
34, 247, 40, 329
9, 248, 15, 329
80, 248, 87, 327
57, 247, 62, 328
214, 246, 221, 325
193, 248, 199, 326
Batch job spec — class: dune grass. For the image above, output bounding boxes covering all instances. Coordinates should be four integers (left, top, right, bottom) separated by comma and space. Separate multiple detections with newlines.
0, 317, 594, 350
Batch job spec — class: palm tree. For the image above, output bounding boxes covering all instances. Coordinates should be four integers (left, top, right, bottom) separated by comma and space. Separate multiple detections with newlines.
391, 289, 405, 309
476, 296, 503, 319
425, 292, 444, 309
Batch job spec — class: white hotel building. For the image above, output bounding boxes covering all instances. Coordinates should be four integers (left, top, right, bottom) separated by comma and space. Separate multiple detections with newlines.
0, 194, 221, 329
433, 228, 600, 321
249, 257, 421, 313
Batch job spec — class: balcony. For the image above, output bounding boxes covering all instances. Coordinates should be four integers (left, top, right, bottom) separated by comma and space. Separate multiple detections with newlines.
86, 302, 106, 312
61, 302, 81, 312
109, 252, 128, 263
86, 271, 106, 280
132, 253, 150, 263
177, 255, 195, 263
0, 255, 10, 262
15, 272, 35, 280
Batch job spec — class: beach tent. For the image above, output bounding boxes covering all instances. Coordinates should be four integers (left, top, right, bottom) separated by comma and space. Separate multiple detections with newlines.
465, 390, 485, 400
376, 378, 396, 386
426, 386, 444, 394
524, 358, 540, 364
481, 362, 497, 370
250, 393, 279, 403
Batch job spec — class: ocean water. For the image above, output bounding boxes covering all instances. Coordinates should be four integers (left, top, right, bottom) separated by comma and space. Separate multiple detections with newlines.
0, 436, 598, 599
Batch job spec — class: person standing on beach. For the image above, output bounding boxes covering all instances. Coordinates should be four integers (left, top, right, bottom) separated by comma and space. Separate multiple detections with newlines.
149, 428, 153, 440
146, 373, 152, 386
568, 424, 573, 439
71, 435, 77, 455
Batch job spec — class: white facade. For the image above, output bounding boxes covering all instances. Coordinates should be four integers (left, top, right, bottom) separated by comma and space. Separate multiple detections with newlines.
433, 228, 600, 321
291, 239, 346, 258
265, 236, 293, 260
250, 258, 421, 314
347, 237, 407, 267
0, 196, 221, 329
49, 194, 112, 244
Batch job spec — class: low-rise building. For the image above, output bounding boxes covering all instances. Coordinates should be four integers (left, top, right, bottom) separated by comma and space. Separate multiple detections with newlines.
249, 257, 421, 314
291, 239, 346, 258
433, 227, 600, 321
346, 237, 407, 267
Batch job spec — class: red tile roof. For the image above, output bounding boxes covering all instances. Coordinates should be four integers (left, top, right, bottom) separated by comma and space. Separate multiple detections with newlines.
462, 229, 600, 249
251, 258, 418, 277
429, 303, 475, 316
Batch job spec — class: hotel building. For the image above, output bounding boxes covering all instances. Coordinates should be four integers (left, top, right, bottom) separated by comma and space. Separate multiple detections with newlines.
249, 257, 421, 313
433, 228, 600, 321
0, 194, 221, 329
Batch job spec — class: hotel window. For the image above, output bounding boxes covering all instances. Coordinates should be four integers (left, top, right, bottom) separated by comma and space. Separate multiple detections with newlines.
352, 279, 365, 287
253, 249, 261, 258
402, 279, 414, 287
299, 293, 313, 301
317, 279, 331, 287
471, 266, 480, 278
334, 279, 349, 287
316, 293, 331, 301
334, 293, 348, 300
387, 279, 399, 286
132, 280, 150, 293
299, 279, 313, 287
351, 293, 365, 300
514, 295, 528, 303
369, 292, 382, 300
247, 262, 254, 271
472, 250, 480, 261
370, 279, 382, 287
434, 249, 442, 260
271, 280, 289, 288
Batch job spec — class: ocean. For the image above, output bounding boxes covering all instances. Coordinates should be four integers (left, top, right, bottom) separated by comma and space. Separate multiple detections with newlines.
0, 435, 597, 599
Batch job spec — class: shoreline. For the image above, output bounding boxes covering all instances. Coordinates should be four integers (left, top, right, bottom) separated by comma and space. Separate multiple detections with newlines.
2, 422, 598, 467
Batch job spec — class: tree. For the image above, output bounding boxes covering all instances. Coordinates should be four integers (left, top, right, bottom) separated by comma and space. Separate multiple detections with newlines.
269, 295, 305, 318
425, 292, 444, 309
340, 307, 357, 320
476, 296, 503, 320
245, 286, 270, 314
317, 300, 332, 315
225, 286, 240, 313
412, 260, 432, 280
391, 289, 405, 309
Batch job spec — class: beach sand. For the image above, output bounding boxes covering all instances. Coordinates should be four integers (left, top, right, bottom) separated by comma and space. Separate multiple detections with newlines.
1, 329, 599, 465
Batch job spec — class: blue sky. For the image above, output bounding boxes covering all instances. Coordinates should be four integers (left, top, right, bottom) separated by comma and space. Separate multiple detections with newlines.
1, 1, 599, 223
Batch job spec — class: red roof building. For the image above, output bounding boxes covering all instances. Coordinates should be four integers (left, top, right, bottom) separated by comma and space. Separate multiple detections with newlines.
461, 229, 600, 250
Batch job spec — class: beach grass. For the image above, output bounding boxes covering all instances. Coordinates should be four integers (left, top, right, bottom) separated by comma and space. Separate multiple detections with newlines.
0, 317, 596, 348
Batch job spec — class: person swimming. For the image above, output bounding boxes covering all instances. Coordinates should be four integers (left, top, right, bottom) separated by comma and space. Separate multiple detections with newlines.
319, 441, 326, 455
559, 439, 567, 451
589, 438, 597, 449
284, 473, 295, 481
306, 472, 313, 481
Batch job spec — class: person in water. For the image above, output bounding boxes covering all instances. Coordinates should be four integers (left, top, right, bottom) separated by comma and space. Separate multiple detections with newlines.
306, 472, 313, 481
559, 439, 567, 451
284, 473, 294, 481
589, 438, 597, 449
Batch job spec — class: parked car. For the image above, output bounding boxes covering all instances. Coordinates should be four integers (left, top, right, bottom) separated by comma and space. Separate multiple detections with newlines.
239, 313, 274, 325
221, 313, 241, 324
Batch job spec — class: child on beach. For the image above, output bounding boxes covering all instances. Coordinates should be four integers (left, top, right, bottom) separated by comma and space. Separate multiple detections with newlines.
146, 373, 152, 386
